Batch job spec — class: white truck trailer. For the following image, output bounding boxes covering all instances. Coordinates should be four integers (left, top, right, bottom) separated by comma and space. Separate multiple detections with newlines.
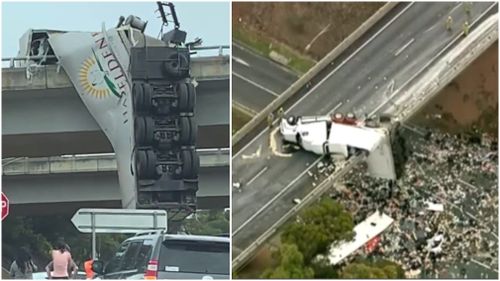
280, 113, 397, 180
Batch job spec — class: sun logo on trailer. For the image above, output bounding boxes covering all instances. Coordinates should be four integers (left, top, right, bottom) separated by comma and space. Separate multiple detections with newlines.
79, 49, 121, 99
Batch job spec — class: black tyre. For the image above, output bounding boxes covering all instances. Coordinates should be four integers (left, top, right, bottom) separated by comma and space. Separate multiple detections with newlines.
177, 83, 196, 113
135, 150, 148, 179
135, 149, 157, 179
135, 116, 155, 146
145, 149, 158, 179
296, 133, 303, 147
163, 53, 189, 79
182, 149, 199, 179
379, 114, 391, 123
133, 83, 152, 112
179, 117, 197, 145
287, 116, 297, 126
187, 151, 200, 180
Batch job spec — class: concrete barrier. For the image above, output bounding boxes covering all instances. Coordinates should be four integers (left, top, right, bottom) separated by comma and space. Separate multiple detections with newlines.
2, 57, 229, 92
232, 2, 399, 149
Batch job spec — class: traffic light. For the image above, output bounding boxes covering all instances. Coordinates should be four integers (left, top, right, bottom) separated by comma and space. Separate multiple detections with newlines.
130, 39, 199, 218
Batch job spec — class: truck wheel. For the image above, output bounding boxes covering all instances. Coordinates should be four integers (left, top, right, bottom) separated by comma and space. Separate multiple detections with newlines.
145, 149, 158, 179
163, 53, 189, 79
135, 149, 157, 179
179, 117, 197, 145
182, 149, 199, 179
188, 151, 200, 180
135, 116, 155, 146
296, 133, 303, 148
133, 83, 152, 112
177, 83, 196, 113
379, 114, 391, 123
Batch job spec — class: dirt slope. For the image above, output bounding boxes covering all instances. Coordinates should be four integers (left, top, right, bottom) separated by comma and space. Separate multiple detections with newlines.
233, 2, 384, 60
412, 42, 498, 134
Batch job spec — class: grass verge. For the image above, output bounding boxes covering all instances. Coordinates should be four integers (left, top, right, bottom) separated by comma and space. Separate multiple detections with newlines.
233, 27, 316, 74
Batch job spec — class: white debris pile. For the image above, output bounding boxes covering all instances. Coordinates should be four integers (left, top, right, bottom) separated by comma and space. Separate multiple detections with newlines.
330, 127, 498, 278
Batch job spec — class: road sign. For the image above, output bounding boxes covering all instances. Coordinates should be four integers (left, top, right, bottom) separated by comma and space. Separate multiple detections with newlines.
71, 208, 168, 260
1, 193, 9, 220
71, 208, 168, 234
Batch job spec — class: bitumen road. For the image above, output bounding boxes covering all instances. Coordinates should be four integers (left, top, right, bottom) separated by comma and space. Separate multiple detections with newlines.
232, 1, 498, 267
232, 42, 297, 113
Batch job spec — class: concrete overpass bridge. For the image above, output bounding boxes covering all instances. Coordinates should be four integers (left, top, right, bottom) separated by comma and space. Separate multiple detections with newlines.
2, 148, 229, 215
2, 52, 230, 213
2, 55, 229, 157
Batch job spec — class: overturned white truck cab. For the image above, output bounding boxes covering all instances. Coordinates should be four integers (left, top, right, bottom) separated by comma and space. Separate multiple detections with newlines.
280, 113, 397, 180
17, 3, 200, 219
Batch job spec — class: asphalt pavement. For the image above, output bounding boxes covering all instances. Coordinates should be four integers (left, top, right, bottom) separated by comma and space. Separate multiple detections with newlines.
231, 1, 498, 266
232, 43, 297, 113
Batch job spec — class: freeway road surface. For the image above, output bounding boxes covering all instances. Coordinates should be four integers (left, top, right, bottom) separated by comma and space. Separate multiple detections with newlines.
232, 1, 498, 265
232, 43, 297, 113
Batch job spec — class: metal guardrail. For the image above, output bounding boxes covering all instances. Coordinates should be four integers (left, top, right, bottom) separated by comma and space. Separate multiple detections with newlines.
3, 148, 230, 175
191, 45, 230, 56
1, 56, 58, 68
3, 45, 229, 68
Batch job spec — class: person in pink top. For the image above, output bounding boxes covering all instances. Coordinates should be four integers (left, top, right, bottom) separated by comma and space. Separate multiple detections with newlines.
45, 240, 78, 279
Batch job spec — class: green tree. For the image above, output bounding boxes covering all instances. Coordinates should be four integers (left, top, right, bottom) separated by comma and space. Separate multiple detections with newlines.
281, 198, 354, 262
340, 259, 405, 279
183, 209, 229, 235
261, 244, 314, 279
311, 258, 339, 278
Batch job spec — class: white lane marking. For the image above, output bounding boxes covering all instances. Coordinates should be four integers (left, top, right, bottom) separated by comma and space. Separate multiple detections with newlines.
233, 56, 250, 67
234, 157, 323, 235
394, 38, 415, 56
247, 167, 269, 186
234, 2, 415, 159
233, 72, 280, 97
368, 1, 497, 117
332, 101, 343, 112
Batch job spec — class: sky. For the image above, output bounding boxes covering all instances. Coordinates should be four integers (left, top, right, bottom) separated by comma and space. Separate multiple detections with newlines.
1, 1, 229, 58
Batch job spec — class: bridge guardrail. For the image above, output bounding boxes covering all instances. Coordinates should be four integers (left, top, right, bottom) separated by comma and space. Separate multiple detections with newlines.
3, 148, 230, 175
2, 45, 229, 68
